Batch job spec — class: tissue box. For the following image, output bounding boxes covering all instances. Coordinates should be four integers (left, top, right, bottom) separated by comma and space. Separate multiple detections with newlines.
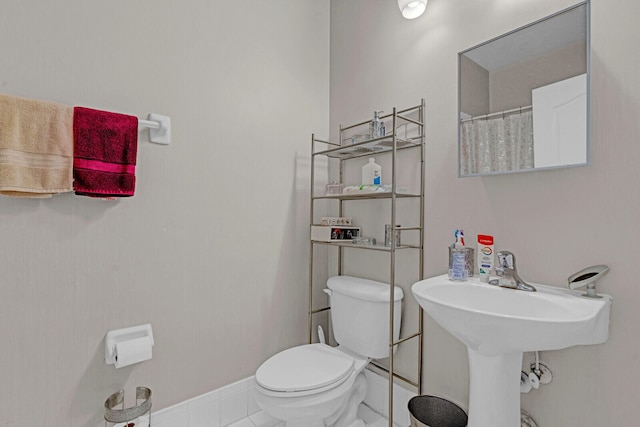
311, 225, 361, 242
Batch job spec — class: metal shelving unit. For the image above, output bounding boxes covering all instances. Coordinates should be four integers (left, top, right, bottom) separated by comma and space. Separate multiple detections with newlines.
308, 100, 425, 427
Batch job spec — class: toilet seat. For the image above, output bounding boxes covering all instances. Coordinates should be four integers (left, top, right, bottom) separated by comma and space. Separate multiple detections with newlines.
256, 344, 355, 397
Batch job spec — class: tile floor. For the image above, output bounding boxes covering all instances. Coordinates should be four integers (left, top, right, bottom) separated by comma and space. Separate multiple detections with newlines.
226, 404, 399, 427
151, 371, 411, 427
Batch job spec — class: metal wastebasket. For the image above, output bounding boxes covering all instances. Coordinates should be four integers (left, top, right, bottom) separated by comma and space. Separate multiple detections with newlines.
408, 395, 468, 427
104, 386, 152, 427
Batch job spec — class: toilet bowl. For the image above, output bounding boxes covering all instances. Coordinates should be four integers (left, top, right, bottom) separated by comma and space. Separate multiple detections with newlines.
254, 344, 368, 427
254, 276, 404, 427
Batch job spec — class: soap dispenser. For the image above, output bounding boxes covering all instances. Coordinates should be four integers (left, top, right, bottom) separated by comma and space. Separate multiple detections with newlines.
369, 111, 386, 138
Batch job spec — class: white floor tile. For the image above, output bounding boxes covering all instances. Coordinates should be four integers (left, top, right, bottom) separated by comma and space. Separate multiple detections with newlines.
367, 418, 390, 427
364, 370, 388, 416
392, 385, 410, 427
221, 390, 248, 426
358, 404, 382, 425
247, 378, 261, 416
220, 378, 249, 398
151, 403, 189, 427
189, 392, 221, 427
227, 418, 255, 427
248, 410, 281, 427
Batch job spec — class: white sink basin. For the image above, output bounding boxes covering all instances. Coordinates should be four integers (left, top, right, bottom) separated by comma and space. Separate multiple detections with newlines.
412, 274, 612, 427
411, 275, 611, 355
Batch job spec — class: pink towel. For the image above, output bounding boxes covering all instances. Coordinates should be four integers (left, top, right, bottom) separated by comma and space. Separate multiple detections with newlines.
73, 107, 138, 197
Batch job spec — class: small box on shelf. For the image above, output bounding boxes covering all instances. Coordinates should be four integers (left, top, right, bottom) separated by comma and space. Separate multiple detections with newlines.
311, 225, 361, 242
320, 217, 352, 226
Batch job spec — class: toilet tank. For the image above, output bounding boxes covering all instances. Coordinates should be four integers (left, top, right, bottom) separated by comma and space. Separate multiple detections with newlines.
326, 276, 403, 360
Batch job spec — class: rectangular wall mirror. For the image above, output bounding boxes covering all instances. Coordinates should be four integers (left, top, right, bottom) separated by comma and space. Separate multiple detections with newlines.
458, 2, 589, 177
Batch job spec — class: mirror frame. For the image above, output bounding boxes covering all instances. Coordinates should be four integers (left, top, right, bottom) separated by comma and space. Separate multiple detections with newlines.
457, 1, 591, 177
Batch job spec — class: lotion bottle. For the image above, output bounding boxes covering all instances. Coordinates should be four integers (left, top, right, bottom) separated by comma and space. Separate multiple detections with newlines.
477, 234, 494, 282
362, 158, 381, 185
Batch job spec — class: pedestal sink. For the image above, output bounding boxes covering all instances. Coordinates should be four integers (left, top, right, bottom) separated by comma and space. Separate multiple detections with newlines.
412, 274, 612, 427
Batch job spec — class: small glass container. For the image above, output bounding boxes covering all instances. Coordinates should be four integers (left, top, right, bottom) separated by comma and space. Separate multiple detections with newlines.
325, 182, 343, 195
448, 246, 474, 281
384, 224, 401, 247
342, 133, 370, 145
352, 236, 377, 245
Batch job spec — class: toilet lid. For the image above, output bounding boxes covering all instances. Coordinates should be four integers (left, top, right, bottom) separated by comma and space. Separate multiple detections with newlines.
256, 344, 354, 393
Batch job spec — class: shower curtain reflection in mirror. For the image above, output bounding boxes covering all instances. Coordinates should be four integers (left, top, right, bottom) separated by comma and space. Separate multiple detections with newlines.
459, 110, 534, 175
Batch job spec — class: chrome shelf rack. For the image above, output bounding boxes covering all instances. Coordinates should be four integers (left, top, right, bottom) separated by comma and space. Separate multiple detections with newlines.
308, 100, 425, 427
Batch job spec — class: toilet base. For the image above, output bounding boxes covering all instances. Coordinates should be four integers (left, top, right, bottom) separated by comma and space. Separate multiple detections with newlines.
258, 371, 368, 427
330, 373, 367, 427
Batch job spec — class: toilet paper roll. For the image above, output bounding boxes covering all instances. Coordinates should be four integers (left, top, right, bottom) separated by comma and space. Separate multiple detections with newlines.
115, 336, 153, 369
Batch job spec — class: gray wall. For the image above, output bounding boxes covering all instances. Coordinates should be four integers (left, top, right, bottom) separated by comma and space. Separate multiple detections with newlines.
490, 42, 586, 112
460, 42, 585, 117
0, 1, 329, 426
460, 55, 490, 117
330, 0, 640, 425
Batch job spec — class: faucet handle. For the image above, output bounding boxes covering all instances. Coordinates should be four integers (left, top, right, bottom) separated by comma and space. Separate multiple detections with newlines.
497, 251, 516, 269
492, 251, 536, 292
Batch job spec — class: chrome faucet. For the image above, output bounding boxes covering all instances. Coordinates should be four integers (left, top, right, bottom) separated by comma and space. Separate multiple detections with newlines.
489, 251, 537, 292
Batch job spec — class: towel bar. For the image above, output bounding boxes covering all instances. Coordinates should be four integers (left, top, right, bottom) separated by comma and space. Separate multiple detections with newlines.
138, 113, 171, 145
138, 119, 160, 129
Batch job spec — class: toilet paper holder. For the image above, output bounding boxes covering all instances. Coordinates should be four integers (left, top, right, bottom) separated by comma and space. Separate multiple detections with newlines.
105, 324, 154, 366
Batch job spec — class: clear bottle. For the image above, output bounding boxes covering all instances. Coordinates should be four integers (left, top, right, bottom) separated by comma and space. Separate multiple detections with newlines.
369, 111, 386, 138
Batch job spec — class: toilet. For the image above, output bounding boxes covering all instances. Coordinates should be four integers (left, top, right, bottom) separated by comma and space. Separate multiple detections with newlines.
254, 276, 403, 427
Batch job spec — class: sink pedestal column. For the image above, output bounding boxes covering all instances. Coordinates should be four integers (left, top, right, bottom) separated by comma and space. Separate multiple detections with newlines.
467, 349, 522, 427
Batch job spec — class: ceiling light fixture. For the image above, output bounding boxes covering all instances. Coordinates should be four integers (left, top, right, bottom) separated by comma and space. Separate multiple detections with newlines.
397, 0, 427, 20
